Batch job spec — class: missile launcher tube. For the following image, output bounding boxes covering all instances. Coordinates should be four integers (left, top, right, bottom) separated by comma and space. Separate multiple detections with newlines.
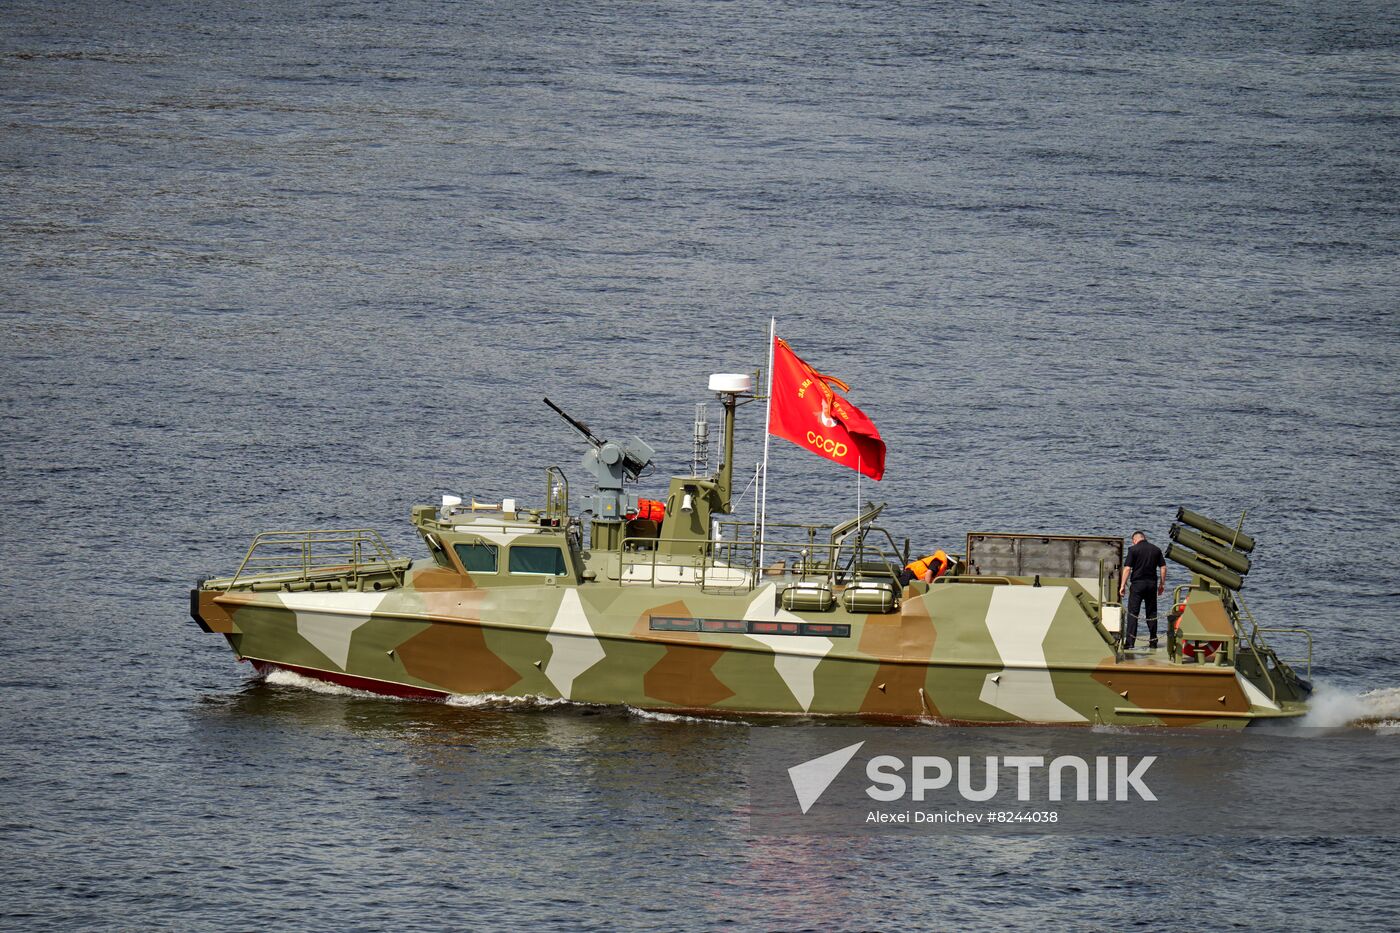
1166, 543, 1245, 591
1176, 507, 1255, 553
1169, 525, 1252, 575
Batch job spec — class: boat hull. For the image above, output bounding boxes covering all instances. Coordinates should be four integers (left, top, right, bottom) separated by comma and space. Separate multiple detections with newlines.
196, 570, 1304, 728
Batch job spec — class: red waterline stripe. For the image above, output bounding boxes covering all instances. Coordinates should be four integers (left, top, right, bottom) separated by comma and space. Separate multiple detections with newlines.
250, 660, 449, 701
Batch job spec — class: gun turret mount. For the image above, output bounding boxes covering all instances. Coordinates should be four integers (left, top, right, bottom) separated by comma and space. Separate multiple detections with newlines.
544, 398, 655, 549
580, 435, 656, 518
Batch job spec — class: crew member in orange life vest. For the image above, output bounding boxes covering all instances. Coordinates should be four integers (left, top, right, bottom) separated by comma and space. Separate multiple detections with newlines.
900, 550, 952, 586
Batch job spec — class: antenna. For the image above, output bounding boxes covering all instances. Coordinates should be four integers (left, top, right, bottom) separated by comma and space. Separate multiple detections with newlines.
691, 403, 709, 476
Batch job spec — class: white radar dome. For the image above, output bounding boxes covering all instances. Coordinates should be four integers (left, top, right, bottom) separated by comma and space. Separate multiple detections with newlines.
708, 373, 754, 394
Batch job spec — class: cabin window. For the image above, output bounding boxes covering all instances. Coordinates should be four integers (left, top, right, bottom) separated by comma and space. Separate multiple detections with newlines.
454, 542, 498, 573
508, 545, 568, 576
425, 534, 453, 570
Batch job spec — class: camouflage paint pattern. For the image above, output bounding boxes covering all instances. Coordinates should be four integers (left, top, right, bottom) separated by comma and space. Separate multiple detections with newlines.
193, 509, 1309, 729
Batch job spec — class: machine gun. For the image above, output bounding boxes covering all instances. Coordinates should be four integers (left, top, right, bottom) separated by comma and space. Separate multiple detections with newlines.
544, 398, 654, 481
544, 397, 604, 446
544, 398, 657, 548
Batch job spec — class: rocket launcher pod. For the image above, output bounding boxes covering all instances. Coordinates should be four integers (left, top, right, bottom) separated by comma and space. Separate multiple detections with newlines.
1169, 525, 1252, 575
1176, 507, 1255, 553
1166, 543, 1245, 591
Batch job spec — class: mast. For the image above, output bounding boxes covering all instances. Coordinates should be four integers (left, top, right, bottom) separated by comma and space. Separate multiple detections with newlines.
716, 391, 737, 512
759, 317, 775, 570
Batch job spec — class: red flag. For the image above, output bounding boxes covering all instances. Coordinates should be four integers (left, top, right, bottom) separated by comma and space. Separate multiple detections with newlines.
767, 337, 885, 481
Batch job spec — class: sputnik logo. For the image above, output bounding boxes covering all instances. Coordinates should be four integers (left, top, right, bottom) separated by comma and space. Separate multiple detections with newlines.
787, 741, 865, 814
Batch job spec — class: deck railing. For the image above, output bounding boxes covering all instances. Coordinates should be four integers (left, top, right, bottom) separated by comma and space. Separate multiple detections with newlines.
1232, 593, 1313, 702
614, 521, 909, 593
229, 528, 405, 589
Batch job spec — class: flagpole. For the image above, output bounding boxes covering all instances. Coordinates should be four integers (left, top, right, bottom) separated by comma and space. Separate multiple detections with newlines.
758, 316, 775, 573
856, 454, 862, 566
752, 462, 760, 545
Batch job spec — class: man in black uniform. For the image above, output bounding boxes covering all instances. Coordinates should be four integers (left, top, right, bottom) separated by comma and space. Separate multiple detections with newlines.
1119, 530, 1166, 649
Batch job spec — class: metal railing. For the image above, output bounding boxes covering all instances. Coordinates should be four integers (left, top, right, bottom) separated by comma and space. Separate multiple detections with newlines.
1205, 593, 1310, 705
1255, 627, 1314, 682
544, 466, 570, 526
1231, 595, 1279, 703
1094, 558, 1131, 660
1234, 592, 1313, 688
931, 575, 1009, 586
614, 537, 747, 592
723, 518, 908, 580
613, 521, 909, 594
229, 529, 405, 589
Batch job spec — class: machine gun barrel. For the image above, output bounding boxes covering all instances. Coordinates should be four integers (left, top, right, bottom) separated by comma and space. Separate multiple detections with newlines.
544, 397, 605, 448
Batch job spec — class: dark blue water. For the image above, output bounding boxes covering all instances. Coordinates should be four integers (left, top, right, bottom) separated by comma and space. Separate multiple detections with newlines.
3, 0, 1398, 928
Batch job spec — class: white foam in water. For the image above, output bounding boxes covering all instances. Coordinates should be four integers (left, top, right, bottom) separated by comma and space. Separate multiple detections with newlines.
1299, 684, 1400, 729
626, 706, 748, 725
261, 671, 746, 721
445, 692, 577, 710
262, 668, 389, 701
260, 669, 1400, 733
261, 670, 577, 710
448, 689, 753, 723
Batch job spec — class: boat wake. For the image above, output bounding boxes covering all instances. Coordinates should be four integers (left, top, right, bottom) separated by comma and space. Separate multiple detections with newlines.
448, 693, 747, 724
258, 668, 745, 723
445, 692, 577, 711
624, 706, 748, 725
262, 668, 388, 700
1298, 684, 1400, 731
254, 669, 1400, 732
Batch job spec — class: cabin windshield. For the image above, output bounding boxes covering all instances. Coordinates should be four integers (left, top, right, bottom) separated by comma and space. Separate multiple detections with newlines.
424, 534, 453, 570
454, 542, 499, 573
509, 545, 568, 576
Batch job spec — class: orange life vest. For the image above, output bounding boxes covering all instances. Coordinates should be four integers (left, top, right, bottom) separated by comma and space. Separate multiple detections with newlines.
906, 551, 951, 579
630, 498, 666, 523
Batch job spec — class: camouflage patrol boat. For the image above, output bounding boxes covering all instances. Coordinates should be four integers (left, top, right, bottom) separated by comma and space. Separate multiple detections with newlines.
191, 373, 1312, 728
